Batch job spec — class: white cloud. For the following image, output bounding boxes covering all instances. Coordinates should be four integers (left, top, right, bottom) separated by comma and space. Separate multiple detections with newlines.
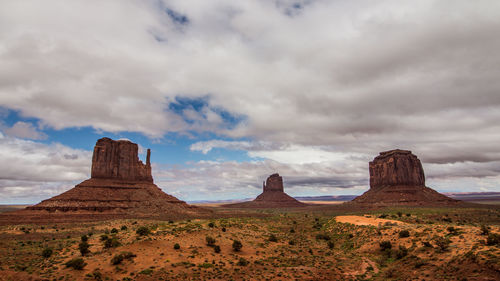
2, 121, 47, 140
1, 0, 500, 199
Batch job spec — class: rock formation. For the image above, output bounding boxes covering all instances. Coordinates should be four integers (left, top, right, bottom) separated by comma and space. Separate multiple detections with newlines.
352, 149, 458, 206
224, 173, 306, 208
22, 137, 205, 219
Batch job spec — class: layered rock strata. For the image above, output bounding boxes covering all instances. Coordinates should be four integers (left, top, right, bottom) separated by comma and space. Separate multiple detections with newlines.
224, 173, 306, 208
352, 149, 458, 206
25, 138, 201, 216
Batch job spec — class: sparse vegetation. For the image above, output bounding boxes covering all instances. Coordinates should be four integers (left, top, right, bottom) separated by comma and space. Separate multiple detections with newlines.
174, 243, 180, 250
399, 230, 410, 238
206, 236, 216, 246
41, 248, 53, 258
65, 258, 86, 270
232, 240, 242, 252
268, 233, 278, 242
136, 226, 151, 236
486, 233, 500, 246
79, 241, 90, 255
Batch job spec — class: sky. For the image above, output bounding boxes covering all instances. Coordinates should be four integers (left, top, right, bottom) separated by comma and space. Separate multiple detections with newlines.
1, 0, 500, 204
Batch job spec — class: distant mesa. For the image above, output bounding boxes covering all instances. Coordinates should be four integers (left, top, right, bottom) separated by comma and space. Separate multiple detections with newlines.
19, 137, 206, 219
224, 173, 307, 208
351, 149, 459, 206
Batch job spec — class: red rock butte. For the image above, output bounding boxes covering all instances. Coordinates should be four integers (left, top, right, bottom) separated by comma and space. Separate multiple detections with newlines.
224, 173, 306, 208
16, 137, 206, 219
352, 149, 459, 206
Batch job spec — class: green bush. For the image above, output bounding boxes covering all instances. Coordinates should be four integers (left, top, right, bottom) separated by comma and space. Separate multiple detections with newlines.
100, 234, 109, 241
379, 241, 392, 251
79, 241, 90, 256
206, 236, 216, 247
316, 233, 331, 241
434, 236, 451, 251
214, 245, 221, 253
65, 258, 86, 270
221, 227, 226, 232
288, 240, 295, 245
268, 234, 278, 242
136, 226, 151, 236
111, 228, 118, 234
327, 241, 334, 249
208, 222, 215, 228
81, 235, 88, 242
396, 246, 408, 259
232, 240, 242, 252
399, 230, 410, 238
111, 254, 124, 265
237, 257, 249, 266
111, 251, 136, 265
121, 225, 128, 231
486, 233, 500, 246
103, 237, 120, 248
174, 243, 180, 250
42, 248, 53, 258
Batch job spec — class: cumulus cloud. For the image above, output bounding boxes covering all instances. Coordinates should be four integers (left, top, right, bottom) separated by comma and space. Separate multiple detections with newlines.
2, 121, 47, 140
0, 133, 91, 203
1, 0, 500, 199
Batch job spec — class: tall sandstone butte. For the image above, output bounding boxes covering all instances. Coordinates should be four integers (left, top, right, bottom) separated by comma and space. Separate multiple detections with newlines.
23, 137, 205, 219
225, 173, 306, 208
91, 137, 153, 182
352, 149, 458, 206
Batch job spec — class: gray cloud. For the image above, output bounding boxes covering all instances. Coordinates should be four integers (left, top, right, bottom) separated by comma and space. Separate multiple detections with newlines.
0, 0, 499, 200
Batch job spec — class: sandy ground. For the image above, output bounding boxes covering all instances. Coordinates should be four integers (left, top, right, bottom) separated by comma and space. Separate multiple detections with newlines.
336, 215, 408, 226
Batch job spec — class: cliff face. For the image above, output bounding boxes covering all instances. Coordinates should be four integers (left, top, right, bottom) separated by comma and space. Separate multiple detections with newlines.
263, 173, 284, 192
24, 137, 208, 217
369, 149, 425, 189
91, 137, 152, 182
352, 149, 458, 206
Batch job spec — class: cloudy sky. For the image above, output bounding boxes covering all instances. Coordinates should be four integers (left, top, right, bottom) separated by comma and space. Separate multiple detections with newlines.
1, 0, 500, 204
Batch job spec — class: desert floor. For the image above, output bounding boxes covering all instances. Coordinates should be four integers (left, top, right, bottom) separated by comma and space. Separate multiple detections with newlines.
0, 205, 499, 281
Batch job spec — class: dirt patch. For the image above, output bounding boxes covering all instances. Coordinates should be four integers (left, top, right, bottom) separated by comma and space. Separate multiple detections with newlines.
335, 215, 407, 226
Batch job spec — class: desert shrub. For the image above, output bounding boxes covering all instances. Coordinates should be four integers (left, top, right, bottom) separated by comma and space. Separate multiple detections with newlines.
104, 229, 110, 234
268, 234, 278, 242
288, 240, 295, 245
480, 225, 490, 235
379, 214, 388, 219
396, 246, 408, 259
423, 241, 433, 248
174, 243, 180, 250
406, 213, 411, 217
232, 240, 242, 252
397, 211, 402, 217
316, 233, 331, 241
434, 236, 451, 251
208, 222, 215, 228
111, 251, 136, 265
136, 226, 150, 236
100, 234, 109, 241
206, 236, 216, 247
237, 257, 249, 266
214, 245, 221, 253
79, 241, 90, 256
399, 230, 410, 238
379, 241, 392, 251
121, 225, 128, 231
221, 227, 226, 232
103, 237, 120, 248
486, 233, 500, 246
65, 258, 86, 270
111, 254, 124, 265
447, 226, 459, 235
327, 241, 335, 249
111, 228, 118, 234
81, 235, 88, 242
168, 220, 174, 224
290, 228, 295, 233
42, 248, 53, 258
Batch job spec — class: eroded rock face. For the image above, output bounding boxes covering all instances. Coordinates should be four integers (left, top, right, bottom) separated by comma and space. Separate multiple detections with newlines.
91, 137, 152, 182
369, 149, 425, 189
263, 173, 284, 192
224, 173, 306, 208
352, 149, 458, 206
